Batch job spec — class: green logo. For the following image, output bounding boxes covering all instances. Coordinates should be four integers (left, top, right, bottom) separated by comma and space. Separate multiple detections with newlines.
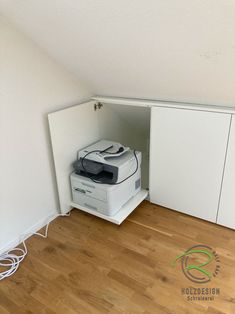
172, 245, 220, 284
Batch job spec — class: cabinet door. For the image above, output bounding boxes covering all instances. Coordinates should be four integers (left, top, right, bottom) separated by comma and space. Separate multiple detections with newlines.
48, 100, 100, 214
217, 115, 235, 228
149, 107, 231, 222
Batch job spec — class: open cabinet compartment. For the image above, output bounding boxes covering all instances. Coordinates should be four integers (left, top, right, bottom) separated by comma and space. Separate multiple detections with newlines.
48, 99, 151, 224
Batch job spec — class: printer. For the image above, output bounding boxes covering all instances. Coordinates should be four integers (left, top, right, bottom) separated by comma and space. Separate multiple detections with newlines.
70, 140, 142, 216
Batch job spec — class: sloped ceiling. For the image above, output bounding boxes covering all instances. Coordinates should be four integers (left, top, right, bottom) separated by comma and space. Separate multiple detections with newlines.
0, 0, 235, 106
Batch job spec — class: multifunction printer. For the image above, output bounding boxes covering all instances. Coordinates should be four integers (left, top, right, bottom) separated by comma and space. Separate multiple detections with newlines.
70, 140, 142, 216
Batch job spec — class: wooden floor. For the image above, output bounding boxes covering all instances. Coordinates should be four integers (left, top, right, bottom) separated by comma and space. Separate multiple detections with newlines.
1, 201, 235, 314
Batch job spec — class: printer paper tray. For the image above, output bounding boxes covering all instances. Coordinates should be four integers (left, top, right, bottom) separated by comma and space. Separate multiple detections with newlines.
71, 189, 148, 225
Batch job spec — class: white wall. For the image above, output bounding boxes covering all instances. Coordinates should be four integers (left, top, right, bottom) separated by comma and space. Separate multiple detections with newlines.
0, 18, 91, 253
0, 1, 235, 107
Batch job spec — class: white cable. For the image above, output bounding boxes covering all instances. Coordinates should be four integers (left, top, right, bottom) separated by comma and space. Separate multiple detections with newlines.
0, 212, 71, 281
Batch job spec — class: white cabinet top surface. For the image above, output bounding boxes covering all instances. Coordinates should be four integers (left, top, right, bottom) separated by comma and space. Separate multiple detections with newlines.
93, 96, 235, 114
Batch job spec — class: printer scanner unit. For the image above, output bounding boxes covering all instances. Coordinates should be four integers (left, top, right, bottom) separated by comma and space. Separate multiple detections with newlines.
70, 140, 142, 216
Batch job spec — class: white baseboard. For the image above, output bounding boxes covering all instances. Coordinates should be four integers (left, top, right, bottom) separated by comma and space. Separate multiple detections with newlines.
0, 211, 58, 256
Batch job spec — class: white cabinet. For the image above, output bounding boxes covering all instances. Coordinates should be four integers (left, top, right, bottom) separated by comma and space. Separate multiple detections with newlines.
149, 107, 231, 222
217, 115, 235, 228
48, 100, 150, 223
48, 97, 235, 227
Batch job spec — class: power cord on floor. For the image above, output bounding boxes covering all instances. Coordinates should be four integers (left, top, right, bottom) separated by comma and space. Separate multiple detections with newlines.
0, 212, 71, 281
